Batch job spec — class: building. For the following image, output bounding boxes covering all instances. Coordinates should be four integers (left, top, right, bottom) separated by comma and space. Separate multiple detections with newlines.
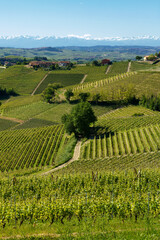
101, 59, 111, 65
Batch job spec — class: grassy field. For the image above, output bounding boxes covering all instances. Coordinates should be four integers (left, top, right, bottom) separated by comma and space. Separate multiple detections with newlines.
0, 65, 46, 95
0, 118, 18, 131
106, 61, 128, 77
34, 73, 84, 94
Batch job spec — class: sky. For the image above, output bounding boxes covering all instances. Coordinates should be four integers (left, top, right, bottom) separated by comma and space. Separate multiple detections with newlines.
0, 0, 160, 38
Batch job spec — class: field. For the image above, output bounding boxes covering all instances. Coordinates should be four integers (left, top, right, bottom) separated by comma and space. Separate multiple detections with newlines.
106, 61, 129, 77
0, 125, 66, 172
34, 73, 84, 94
0, 118, 18, 131
1, 170, 160, 239
0, 66, 46, 95
72, 71, 160, 101
1, 61, 160, 239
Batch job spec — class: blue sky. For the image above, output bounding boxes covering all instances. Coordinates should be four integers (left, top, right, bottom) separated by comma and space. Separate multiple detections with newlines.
1, 0, 160, 38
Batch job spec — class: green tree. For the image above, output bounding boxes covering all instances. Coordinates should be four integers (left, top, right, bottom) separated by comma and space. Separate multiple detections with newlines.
79, 92, 90, 102
42, 83, 63, 103
64, 89, 74, 102
62, 102, 97, 137
136, 56, 142, 61
92, 60, 100, 66
92, 93, 101, 104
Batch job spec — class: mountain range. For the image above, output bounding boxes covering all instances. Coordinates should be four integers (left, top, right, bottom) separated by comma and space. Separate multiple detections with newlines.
0, 35, 160, 48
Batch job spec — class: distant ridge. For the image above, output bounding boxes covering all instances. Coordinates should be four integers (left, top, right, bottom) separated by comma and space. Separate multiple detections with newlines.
0, 35, 160, 47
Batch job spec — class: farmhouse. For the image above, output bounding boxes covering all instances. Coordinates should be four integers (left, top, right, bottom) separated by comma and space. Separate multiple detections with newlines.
143, 56, 149, 61
29, 61, 56, 67
101, 59, 111, 65
58, 61, 70, 67
29, 60, 70, 68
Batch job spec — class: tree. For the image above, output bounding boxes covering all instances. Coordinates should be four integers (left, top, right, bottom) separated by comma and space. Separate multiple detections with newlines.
62, 102, 97, 137
136, 56, 142, 61
64, 89, 74, 102
92, 93, 101, 104
92, 60, 101, 66
79, 92, 90, 102
42, 83, 63, 103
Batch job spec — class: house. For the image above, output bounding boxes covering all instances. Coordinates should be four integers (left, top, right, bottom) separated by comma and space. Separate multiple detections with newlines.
101, 59, 111, 65
58, 61, 70, 67
29, 61, 56, 68
144, 56, 149, 61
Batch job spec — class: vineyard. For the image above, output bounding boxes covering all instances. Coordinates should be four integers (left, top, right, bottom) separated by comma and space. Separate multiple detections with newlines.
72, 71, 137, 92
0, 171, 160, 231
80, 124, 160, 159
34, 73, 84, 94
106, 61, 129, 77
0, 65, 46, 95
0, 125, 66, 172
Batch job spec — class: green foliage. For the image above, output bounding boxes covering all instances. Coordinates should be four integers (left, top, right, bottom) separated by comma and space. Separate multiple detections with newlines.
136, 56, 143, 60
79, 92, 90, 102
0, 118, 18, 131
92, 60, 101, 66
0, 87, 18, 99
140, 95, 160, 111
55, 135, 77, 166
42, 83, 63, 103
62, 102, 97, 137
64, 89, 74, 102
92, 93, 101, 104
0, 125, 65, 171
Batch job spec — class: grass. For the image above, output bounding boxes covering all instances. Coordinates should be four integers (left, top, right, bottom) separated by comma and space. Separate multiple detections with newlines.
74, 71, 160, 101
2, 101, 55, 120
1, 95, 41, 109
0, 65, 46, 95
55, 135, 77, 166
106, 61, 128, 77
130, 61, 154, 71
69, 65, 107, 82
35, 73, 84, 94
0, 118, 18, 131
14, 118, 56, 129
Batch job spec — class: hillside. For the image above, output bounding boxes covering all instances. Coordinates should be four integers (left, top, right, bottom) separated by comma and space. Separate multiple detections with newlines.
1, 60, 160, 239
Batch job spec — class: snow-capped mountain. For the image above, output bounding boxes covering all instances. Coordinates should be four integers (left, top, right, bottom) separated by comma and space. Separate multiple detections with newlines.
0, 35, 160, 48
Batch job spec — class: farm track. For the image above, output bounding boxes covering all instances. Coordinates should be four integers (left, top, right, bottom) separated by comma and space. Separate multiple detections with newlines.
80, 74, 87, 84
127, 61, 131, 72
105, 65, 111, 74
42, 141, 82, 175
31, 72, 50, 96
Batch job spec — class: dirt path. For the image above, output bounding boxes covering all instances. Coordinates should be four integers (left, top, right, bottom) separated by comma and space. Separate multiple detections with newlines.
42, 141, 82, 175
127, 61, 131, 72
0, 115, 24, 123
80, 74, 87, 84
105, 65, 111, 74
31, 72, 50, 96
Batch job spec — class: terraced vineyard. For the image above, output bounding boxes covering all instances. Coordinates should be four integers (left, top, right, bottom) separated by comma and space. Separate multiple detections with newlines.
80, 124, 160, 159
96, 106, 160, 132
0, 125, 65, 172
72, 71, 137, 92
